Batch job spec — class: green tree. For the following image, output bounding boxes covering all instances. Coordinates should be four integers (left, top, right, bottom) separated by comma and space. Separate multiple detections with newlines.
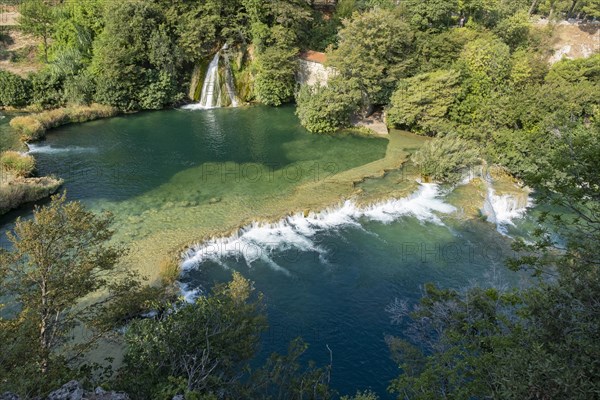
403, 0, 458, 30
253, 26, 298, 106
91, 0, 181, 110
295, 77, 362, 133
327, 8, 414, 105
118, 272, 267, 399
0, 193, 147, 396
18, 0, 56, 63
242, 338, 334, 400
387, 69, 461, 135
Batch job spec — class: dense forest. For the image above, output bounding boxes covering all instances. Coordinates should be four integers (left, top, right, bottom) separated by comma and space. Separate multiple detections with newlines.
1, 0, 600, 399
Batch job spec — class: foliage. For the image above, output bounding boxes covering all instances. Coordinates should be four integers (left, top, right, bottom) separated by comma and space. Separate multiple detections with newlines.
17, 0, 56, 62
327, 8, 414, 105
240, 338, 333, 399
253, 26, 299, 106
0, 70, 32, 107
295, 77, 362, 133
0, 193, 148, 396
0, 151, 35, 177
90, 1, 182, 110
403, 0, 458, 30
118, 272, 267, 399
411, 137, 480, 183
30, 69, 65, 109
387, 69, 461, 135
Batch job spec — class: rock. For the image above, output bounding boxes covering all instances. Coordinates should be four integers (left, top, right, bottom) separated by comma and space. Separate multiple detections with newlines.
208, 197, 221, 204
46, 381, 84, 400
44, 381, 129, 400
0, 382, 129, 400
0, 392, 21, 400
172, 396, 184, 400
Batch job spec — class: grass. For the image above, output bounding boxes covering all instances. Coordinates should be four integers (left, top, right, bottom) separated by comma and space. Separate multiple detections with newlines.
0, 176, 63, 215
159, 256, 181, 286
10, 104, 119, 142
0, 150, 35, 177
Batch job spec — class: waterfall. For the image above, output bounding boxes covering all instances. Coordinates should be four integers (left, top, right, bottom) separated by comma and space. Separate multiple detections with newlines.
183, 46, 240, 110
482, 180, 531, 235
222, 53, 239, 107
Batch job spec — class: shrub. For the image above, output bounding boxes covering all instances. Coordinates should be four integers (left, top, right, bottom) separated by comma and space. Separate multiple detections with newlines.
412, 137, 480, 184
387, 70, 461, 136
30, 70, 65, 109
159, 256, 180, 286
63, 72, 96, 106
0, 70, 32, 107
9, 116, 45, 141
0, 151, 36, 177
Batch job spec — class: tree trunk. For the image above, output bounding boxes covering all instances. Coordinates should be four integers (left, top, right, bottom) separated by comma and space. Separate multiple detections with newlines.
567, 0, 579, 19
40, 279, 49, 374
529, 0, 539, 16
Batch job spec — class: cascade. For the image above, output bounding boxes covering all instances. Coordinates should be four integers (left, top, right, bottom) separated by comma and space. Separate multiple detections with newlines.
481, 177, 531, 234
183, 45, 240, 110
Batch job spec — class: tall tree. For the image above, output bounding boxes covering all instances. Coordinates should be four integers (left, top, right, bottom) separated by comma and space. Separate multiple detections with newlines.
18, 0, 56, 62
327, 8, 414, 106
0, 193, 147, 396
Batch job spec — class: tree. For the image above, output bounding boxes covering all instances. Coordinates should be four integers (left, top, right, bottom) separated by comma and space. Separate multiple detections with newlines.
295, 77, 362, 133
91, 0, 182, 110
327, 8, 414, 106
118, 272, 268, 399
387, 69, 461, 135
18, 0, 56, 63
242, 338, 334, 400
253, 26, 299, 106
0, 193, 150, 396
403, 0, 458, 30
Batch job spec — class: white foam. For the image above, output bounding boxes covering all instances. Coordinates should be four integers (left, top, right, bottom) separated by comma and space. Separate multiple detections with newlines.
180, 183, 456, 300
27, 144, 96, 154
483, 186, 532, 235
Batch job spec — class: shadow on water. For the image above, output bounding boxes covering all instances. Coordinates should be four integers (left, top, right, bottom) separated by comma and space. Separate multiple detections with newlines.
26, 105, 387, 203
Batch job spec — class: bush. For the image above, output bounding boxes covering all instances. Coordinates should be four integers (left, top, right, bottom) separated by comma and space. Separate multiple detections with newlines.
159, 256, 180, 286
0, 151, 36, 177
63, 72, 96, 106
295, 77, 362, 133
30, 70, 65, 109
0, 70, 32, 107
9, 116, 45, 141
412, 137, 480, 184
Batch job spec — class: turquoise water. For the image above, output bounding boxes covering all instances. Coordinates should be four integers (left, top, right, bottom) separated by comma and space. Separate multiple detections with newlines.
0, 106, 529, 397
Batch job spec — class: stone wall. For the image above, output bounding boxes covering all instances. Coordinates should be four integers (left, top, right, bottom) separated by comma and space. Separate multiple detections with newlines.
296, 59, 334, 86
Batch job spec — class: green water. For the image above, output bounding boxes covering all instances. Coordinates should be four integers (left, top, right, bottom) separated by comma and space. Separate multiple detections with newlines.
0, 106, 530, 397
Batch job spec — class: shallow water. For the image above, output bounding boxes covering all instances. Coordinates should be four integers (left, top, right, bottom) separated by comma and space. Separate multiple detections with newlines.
0, 106, 533, 397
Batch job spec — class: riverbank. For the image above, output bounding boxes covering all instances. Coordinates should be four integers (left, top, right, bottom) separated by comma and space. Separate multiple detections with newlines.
0, 152, 62, 214
9, 104, 119, 142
